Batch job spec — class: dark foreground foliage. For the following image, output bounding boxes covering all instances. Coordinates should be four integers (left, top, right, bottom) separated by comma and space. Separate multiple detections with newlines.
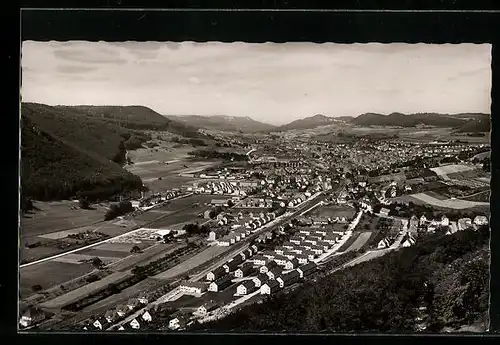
196, 226, 489, 333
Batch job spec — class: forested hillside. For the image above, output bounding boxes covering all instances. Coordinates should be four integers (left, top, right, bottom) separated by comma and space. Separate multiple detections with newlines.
196, 227, 489, 333
21, 115, 143, 202
56, 105, 202, 138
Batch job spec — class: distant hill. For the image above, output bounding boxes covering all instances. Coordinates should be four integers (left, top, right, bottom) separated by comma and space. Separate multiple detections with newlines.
351, 112, 489, 128
21, 103, 143, 202
55, 105, 202, 138
273, 114, 345, 132
165, 115, 275, 133
454, 116, 491, 133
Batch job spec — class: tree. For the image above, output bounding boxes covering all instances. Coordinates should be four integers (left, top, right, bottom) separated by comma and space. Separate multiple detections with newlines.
79, 198, 90, 209
90, 257, 105, 269
32, 284, 43, 292
130, 245, 142, 254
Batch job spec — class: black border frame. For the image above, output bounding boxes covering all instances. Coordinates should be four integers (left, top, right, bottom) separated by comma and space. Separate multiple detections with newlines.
6, 2, 500, 344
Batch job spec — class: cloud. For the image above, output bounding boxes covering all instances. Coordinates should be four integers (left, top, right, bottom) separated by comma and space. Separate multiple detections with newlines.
53, 48, 128, 64
56, 65, 99, 74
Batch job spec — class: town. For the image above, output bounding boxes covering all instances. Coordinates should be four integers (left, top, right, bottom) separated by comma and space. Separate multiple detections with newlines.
20, 128, 490, 332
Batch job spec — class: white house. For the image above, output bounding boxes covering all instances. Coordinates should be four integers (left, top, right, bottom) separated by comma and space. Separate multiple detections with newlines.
252, 274, 269, 288
420, 215, 427, 225
276, 270, 301, 288
130, 318, 140, 330
284, 258, 300, 270
296, 254, 309, 265
180, 281, 208, 295
141, 311, 152, 322
377, 238, 392, 249
441, 215, 450, 227
236, 280, 256, 296
194, 301, 218, 317
93, 319, 103, 330
260, 279, 281, 295
208, 275, 233, 292
401, 235, 416, 248
297, 262, 317, 278
19, 308, 46, 328
474, 215, 489, 226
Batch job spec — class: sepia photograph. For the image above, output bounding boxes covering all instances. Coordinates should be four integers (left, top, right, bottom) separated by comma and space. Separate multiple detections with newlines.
19, 40, 491, 333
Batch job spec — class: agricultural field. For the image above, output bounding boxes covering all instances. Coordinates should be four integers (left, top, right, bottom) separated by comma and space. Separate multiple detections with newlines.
337, 232, 361, 252
430, 164, 476, 177
109, 243, 183, 272
153, 245, 232, 280
345, 232, 373, 252
39, 271, 132, 310
392, 192, 489, 210
309, 205, 356, 220
20, 261, 96, 299
21, 200, 108, 238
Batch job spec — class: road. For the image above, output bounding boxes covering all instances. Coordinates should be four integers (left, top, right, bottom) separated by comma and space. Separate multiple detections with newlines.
20, 193, 194, 268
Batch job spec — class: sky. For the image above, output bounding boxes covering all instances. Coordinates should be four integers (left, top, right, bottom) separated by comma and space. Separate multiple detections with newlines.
21, 41, 491, 125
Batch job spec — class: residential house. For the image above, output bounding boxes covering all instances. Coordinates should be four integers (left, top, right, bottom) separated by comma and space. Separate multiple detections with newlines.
290, 236, 302, 245
282, 251, 297, 260
237, 280, 257, 296
116, 305, 129, 318
316, 241, 331, 251
409, 215, 419, 228
244, 248, 254, 258
262, 250, 276, 260
401, 234, 416, 248
129, 318, 141, 330
289, 246, 304, 254
266, 267, 284, 280
194, 301, 218, 317
297, 262, 317, 279
377, 238, 392, 249
260, 279, 281, 295
223, 256, 243, 273
252, 255, 268, 266
458, 218, 473, 231
277, 270, 301, 288
283, 241, 294, 249
138, 292, 148, 305
208, 275, 233, 292
141, 311, 153, 322
304, 236, 318, 245
380, 208, 390, 217
250, 244, 259, 254
206, 266, 226, 281
274, 247, 285, 255
126, 298, 140, 311
420, 215, 427, 225
168, 313, 189, 330
299, 229, 311, 236
474, 216, 489, 226
93, 319, 104, 330
296, 254, 309, 265
324, 235, 338, 245
273, 255, 289, 266
310, 245, 324, 255
260, 260, 278, 274
19, 308, 46, 328
284, 257, 300, 270
104, 310, 117, 324
180, 281, 208, 295
217, 237, 230, 247
234, 264, 254, 278
441, 215, 450, 227
303, 250, 316, 261
252, 273, 269, 288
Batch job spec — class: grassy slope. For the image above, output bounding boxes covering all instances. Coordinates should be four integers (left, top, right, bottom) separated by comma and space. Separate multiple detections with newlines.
197, 228, 489, 333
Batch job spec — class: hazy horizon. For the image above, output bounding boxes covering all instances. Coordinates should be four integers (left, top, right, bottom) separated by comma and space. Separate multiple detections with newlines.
21, 42, 491, 125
